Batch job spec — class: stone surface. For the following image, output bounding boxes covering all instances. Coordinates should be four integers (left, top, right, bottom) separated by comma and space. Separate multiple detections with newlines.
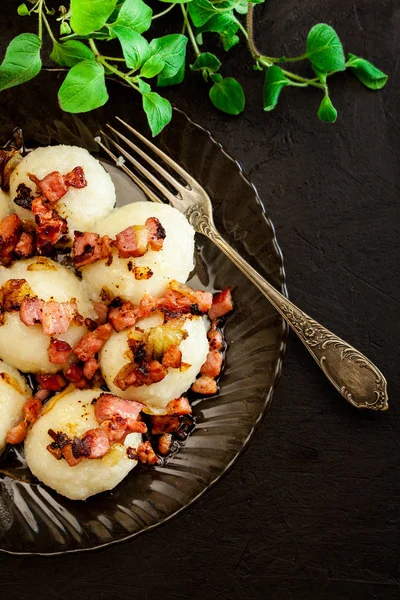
0, 1, 399, 598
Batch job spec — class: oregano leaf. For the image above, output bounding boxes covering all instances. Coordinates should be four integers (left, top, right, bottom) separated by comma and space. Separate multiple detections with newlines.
157, 62, 185, 87
50, 40, 94, 68
0, 33, 42, 92
209, 76, 245, 115
191, 52, 221, 73
58, 59, 108, 113
306, 23, 346, 73
142, 92, 172, 136
113, 27, 151, 70
149, 35, 187, 78
317, 95, 337, 123
347, 53, 388, 90
70, 0, 118, 36
188, 0, 216, 27
112, 0, 153, 34
263, 66, 290, 111
140, 55, 165, 79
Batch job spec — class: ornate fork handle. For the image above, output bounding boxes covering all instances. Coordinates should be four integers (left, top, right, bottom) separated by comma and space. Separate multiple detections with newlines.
194, 214, 388, 411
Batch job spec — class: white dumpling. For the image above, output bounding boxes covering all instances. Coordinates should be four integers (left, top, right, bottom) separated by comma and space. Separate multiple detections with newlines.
0, 257, 95, 373
81, 202, 195, 305
24, 388, 142, 500
0, 360, 31, 453
9, 145, 116, 241
99, 315, 209, 413
0, 189, 11, 220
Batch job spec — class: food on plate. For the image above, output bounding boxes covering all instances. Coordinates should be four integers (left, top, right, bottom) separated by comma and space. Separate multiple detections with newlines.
9, 145, 116, 243
0, 257, 94, 373
0, 140, 233, 501
24, 388, 143, 500
0, 359, 31, 452
79, 202, 195, 305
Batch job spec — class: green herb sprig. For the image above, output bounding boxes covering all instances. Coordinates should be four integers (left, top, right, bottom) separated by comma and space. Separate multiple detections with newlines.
0, 0, 388, 135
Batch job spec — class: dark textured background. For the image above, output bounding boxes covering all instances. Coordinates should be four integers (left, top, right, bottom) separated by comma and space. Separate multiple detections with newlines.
0, 0, 399, 598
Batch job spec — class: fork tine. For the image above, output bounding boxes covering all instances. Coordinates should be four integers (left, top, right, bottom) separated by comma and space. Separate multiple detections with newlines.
115, 116, 198, 187
100, 131, 178, 205
106, 123, 186, 192
95, 137, 163, 204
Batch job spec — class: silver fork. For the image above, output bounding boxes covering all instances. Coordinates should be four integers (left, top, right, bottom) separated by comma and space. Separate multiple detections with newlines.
96, 117, 388, 412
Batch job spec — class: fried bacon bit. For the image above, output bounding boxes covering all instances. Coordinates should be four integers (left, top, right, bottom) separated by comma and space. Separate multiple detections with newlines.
126, 446, 138, 460
137, 441, 159, 465
167, 397, 192, 415
36, 373, 67, 391
115, 225, 149, 258
73, 231, 113, 268
32, 197, 68, 254
149, 415, 181, 435
93, 301, 108, 326
134, 266, 153, 280
99, 416, 129, 444
19, 296, 43, 325
137, 293, 158, 318
14, 183, 33, 209
113, 363, 138, 391
64, 364, 88, 389
158, 433, 173, 456
162, 345, 182, 369
208, 287, 233, 320
48, 338, 71, 364
207, 324, 223, 351
29, 171, 67, 203
145, 217, 166, 251
1, 278, 34, 311
159, 281, 213, 317
200, 350, 223, 378
14, 232, 35, 258
94, 393, 144, 424
73, 323, 113, 362
0, 214, 22, 266
63, 166, 87, 189
6, 420, 27, 445
191, 375, 218, 395
47, 427, 110, 466
137, 360, 167, 385
19, 297, 78, 335
108, 301, 137, 332
83, 357, 99, 380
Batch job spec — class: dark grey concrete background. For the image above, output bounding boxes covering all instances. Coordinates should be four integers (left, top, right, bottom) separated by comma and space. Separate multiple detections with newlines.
0, 1, 399, 598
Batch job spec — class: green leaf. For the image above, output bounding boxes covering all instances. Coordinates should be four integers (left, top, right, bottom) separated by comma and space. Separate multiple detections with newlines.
0, 33, 42, 92
17, 4, 29, 16
142, 92, 172, 136
70, 0, 118, 36
317, 95, 337, 123
112, 0, 152, 34
58, 59, 108, 113
306, 23, 346, 73
140, 55, 165, 78
191, 52, 221, 73
263, 66, 290, 111
188, 0, 216, 27
209, 77, 245, 115
347, 53, 388, 90
197, 13, 239, 36
157, 62, 185, 87
221, 33, 239, 51
113, 27, 150, 70
138, 78, 151, 94
50, 40, 94, 68
150, 34, 187, 78
60, 21, 72, 35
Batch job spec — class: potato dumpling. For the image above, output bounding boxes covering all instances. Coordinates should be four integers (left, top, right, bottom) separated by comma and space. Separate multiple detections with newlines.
9, 145, 116, 241
24, 388, 142, 500
100, 315, 209, 413
0, 257, 95, 373
0, 189, 11, 220
0, 359, 31, 453
81, 202, 195, 305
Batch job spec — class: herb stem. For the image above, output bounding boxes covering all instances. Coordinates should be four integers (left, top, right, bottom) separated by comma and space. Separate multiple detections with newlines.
89, 39, 100, 57
236, 19, 248, 40
181, 6, 200, 57
98, 55, 140, 92
246, 4, 260, 59
37, 0, 44, 40
42, 13, 57, 44
152, 3, 176, 20
99, 56, 126, 62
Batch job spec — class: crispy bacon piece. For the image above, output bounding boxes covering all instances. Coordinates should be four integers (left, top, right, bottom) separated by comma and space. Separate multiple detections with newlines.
23, 396, 42, 424
0, 214, 22, 266
64, 363, 88, 389
200, 350, 223, 378
136, 360, 167, 385
94, 393, 144, 424
191, 375, 218, 395
207, 325, 223, 351
75, 428, 110, 459
158, 433, 173, 456
83, 357, 99, 380
137, 440, 159, 465
167, 397, 192, 415
162, 344, 182, 369
14, 183, 33, 209
35, 388, 51, 403
113, 363, 138, 391
14, 232, 35, 258
6, 420, 27, 445
158, 281, 213, 317
36, 373, 67, 391
108, 302, 138, 332
99, 416, 129, 444
115, 225, 148, 258
41, 300, 77, 336
137, 293, 158, 318
64, 166, 87, 189
145, 217, 166, 251
2, 279, 33, 311
19, 296, 43, 325
150, 415, 181, 435
32, 197, 68, 254
73, 323, 113, 362
73, 231, 113, 268
48, 338, 71, 364
93, 301, 108, 326
208, 287, 233, 320
30, 171, 67, 203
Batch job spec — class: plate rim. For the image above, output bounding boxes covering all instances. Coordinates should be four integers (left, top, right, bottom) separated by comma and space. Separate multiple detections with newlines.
0, 105, 288, 557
